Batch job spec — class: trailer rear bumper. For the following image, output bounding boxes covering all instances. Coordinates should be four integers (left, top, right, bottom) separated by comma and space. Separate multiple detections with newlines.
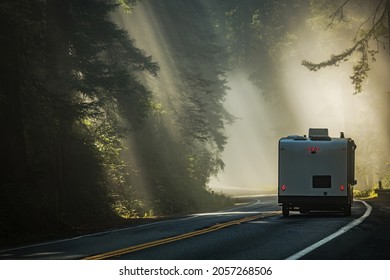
278, 195, 351, 210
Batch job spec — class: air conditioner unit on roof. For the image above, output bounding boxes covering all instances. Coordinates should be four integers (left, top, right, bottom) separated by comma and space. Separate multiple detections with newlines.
308, 128, 328, 138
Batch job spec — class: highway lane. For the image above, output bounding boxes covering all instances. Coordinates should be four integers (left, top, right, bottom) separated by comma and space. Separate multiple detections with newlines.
0, 195, 374, 259
112, 198, 369, 259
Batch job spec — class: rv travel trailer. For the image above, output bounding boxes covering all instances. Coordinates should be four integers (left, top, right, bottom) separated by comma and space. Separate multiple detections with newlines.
278, 128, 357, 217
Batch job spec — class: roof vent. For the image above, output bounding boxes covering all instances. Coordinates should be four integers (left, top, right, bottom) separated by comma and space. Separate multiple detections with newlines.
308, 128, 331, 140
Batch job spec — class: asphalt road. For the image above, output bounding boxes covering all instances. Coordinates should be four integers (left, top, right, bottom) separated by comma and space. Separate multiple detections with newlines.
0, 195, 389, 260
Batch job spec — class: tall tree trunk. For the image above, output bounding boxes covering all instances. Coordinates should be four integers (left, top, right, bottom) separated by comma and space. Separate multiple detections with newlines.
45, 0, 72, 223
0, 11, 31, 189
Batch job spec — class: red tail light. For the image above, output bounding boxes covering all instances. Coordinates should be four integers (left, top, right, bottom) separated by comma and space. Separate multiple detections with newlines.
340, 185, 345, 191
281, 185, 286, 191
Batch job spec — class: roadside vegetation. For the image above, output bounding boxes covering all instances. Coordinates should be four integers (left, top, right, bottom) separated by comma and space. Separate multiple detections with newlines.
353, 189, 378, 199
354, 169, 390, 199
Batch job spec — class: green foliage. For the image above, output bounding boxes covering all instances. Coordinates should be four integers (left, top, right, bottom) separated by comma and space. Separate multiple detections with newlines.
117, 0, 139, 13
353, 188, 378, 198
114, 0, 235, 215
0, 0, 158, 242
0, 0, 235, 245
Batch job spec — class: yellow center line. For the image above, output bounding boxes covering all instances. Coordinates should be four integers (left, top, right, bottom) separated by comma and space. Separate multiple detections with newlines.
83, 211, 281, 260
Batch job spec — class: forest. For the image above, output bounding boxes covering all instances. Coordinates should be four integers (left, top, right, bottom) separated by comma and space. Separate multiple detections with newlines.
1, 0, 390, 246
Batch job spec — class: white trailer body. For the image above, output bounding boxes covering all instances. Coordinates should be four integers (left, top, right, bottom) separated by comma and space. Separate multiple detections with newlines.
278, 128, 356, 216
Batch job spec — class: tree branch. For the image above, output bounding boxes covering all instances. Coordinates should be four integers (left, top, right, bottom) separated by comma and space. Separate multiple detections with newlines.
303, 0, 386, 70
327, 0, 351, 29
302, 0, 388, 93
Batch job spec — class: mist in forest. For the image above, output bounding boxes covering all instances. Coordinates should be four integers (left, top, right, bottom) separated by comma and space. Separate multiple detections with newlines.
209, 71, 279, 194
211, 57, 390, 195
116, 0, 390, 195
210, 2, 390, 194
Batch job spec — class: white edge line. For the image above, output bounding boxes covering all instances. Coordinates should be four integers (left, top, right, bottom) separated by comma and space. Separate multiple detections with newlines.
0, 199, 263, 254
285, 200, 372, 260
0, 218, 184, 254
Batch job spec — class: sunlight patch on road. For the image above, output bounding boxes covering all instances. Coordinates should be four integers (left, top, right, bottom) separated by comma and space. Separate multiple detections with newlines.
248, 221, 274, 224
190, 211, 269, 216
